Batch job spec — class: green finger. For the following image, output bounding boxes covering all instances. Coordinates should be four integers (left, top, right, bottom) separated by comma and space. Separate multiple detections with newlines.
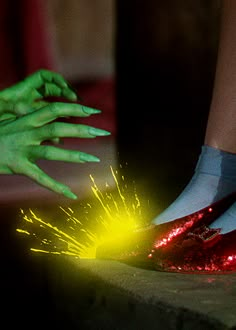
31, 100, 49, 110
61, 87, 78, 101
0, 114, 16, 125
37, 82, 77, 101
0, 70, 78, 104
11, 100, 49, 117
22, 161, 77, 199
39, 71, 79, 100
32, 145, 100, 163
25, 69, 66, 88
12, 101, 38, 116
47, 137, 61, 144
0, 100, 14, 115
37, 83, 62, 97
22, 70, 70, 101
39, 69, 68, 88
32, 102, 101, 126
35, 122, 111, 140
67, 83, 83, 101
20, 102, 101, 128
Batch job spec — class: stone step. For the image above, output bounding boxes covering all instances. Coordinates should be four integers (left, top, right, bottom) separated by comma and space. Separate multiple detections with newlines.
48, 257, 236, 329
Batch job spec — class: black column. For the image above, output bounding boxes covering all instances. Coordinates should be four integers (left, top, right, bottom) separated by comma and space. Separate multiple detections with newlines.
116, 0, 220, 210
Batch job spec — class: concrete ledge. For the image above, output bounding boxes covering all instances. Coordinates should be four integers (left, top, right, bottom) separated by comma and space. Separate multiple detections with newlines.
48, 257, 236, 329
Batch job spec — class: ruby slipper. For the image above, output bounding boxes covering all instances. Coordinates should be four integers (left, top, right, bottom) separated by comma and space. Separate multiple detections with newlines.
151, 226, 236, 274
96, 192, 236, 273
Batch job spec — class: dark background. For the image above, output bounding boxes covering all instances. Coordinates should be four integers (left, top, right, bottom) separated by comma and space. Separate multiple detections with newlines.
116, 0, 220, 216
1, 1, 221, 327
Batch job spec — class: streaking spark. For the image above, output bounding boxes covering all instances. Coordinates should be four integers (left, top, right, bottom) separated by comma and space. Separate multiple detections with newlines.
17, 165, 150, 259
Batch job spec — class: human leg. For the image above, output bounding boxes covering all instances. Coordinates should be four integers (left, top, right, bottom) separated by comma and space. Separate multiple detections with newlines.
153, 0, 236, 234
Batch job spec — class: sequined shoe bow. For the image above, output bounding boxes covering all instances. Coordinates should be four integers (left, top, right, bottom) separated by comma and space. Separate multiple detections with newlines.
96, 192, 236, 273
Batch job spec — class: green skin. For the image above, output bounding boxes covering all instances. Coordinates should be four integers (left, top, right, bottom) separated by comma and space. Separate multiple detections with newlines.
0, 69, 110, 200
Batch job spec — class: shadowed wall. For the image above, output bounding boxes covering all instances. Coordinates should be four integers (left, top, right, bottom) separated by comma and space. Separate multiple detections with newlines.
116, 0, 221, 214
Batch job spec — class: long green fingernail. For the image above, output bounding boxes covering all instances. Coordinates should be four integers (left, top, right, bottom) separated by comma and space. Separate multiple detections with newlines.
82, 106, 101, 115
80, 153, 100, 162
89, 127, 111, 136
63, 190, 78, 200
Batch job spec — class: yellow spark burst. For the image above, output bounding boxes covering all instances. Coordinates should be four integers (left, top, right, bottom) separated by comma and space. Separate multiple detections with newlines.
17, 165, 149, 259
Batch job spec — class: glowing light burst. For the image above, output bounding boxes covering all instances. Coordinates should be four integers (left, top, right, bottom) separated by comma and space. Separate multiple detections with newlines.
17, 165, 149, 259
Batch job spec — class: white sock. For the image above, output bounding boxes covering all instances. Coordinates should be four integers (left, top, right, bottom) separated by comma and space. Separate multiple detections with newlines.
152, 145, 236, 225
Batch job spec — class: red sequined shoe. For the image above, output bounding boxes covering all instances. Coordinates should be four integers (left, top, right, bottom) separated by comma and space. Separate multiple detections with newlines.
151, 226, 236, 274
96, 193, 236, 273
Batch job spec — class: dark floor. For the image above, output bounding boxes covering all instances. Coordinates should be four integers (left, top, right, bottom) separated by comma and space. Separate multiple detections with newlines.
0, 137, 216, 329
0, 137, 197, 328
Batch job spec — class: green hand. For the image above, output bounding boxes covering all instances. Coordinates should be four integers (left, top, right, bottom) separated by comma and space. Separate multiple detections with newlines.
0, 69, 78, 121
0, 102, 110, 199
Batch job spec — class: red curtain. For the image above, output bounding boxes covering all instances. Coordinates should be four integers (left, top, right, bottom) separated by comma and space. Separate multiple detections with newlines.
0, 0, 54, 88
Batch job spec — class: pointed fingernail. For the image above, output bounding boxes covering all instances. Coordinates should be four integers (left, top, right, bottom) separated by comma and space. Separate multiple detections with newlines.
88, 127, 111, 136
82, 106, 101, 115
63, 189, 78, 200
80, 153, 100, 162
